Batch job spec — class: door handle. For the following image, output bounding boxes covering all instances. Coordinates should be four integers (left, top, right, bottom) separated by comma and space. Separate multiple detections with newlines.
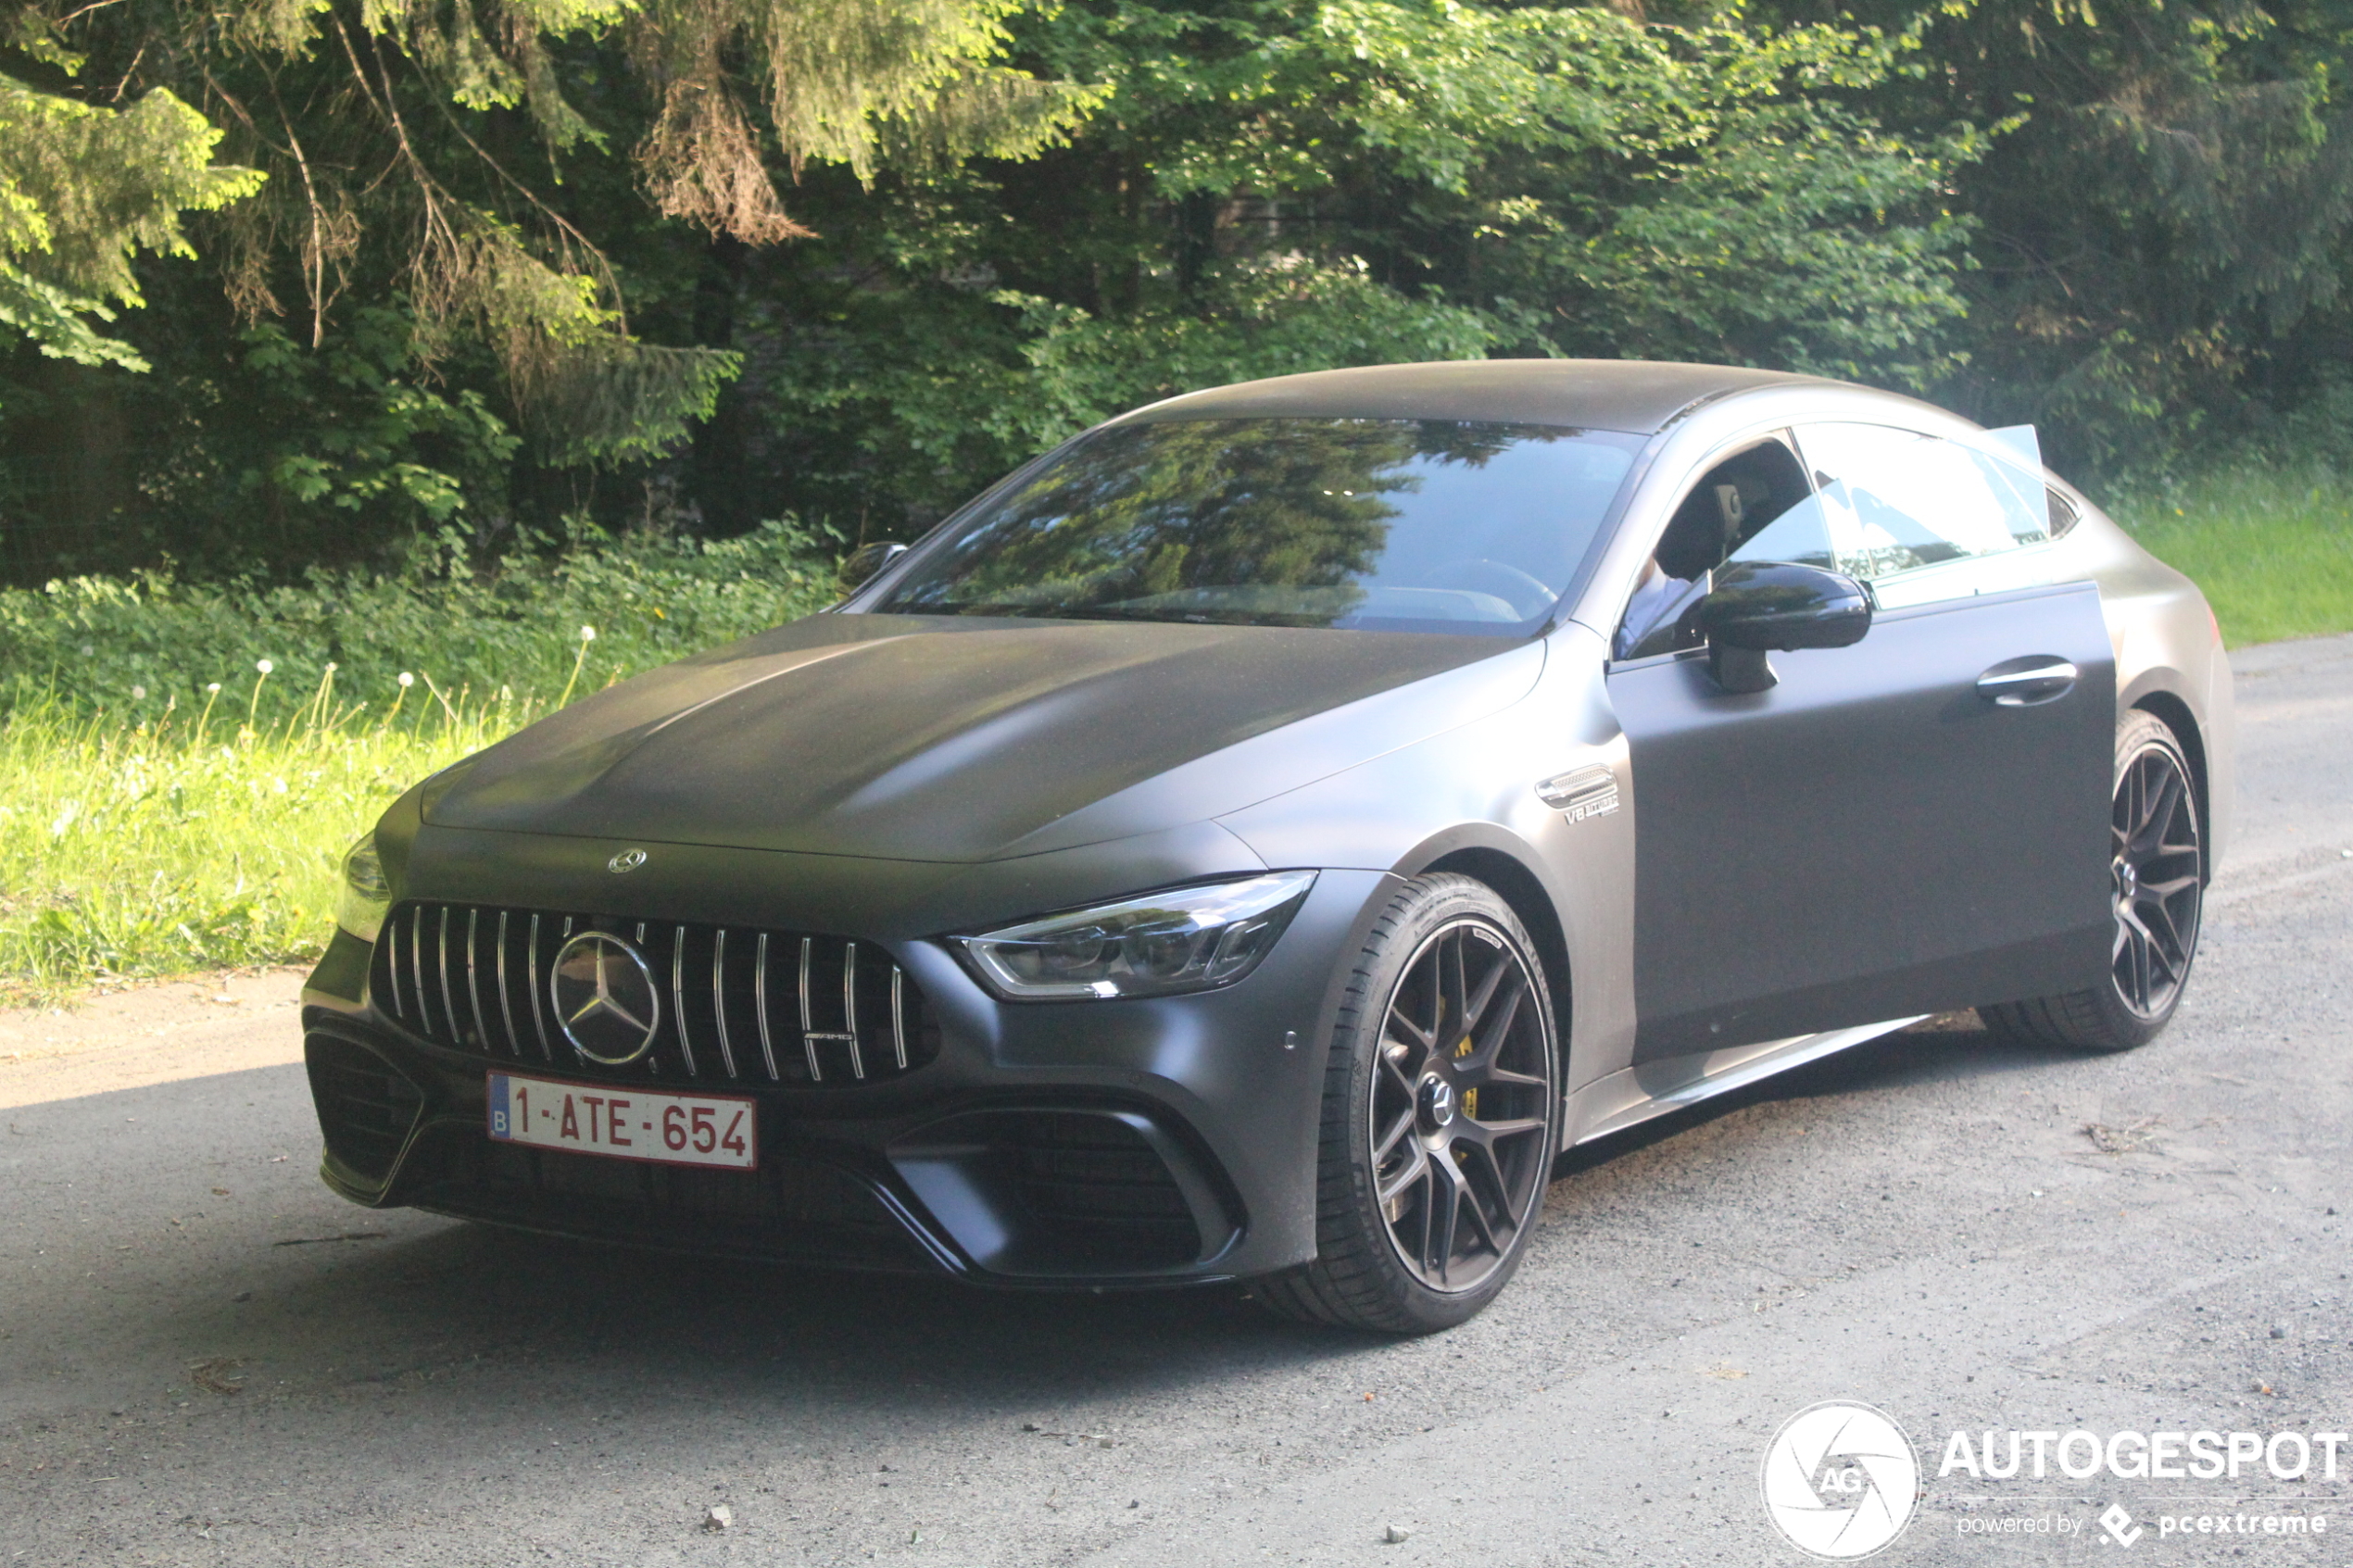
1975, 657, 2078, 707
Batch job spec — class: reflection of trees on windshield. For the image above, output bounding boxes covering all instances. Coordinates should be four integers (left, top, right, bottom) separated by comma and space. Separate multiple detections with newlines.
886, 419, 1527, 622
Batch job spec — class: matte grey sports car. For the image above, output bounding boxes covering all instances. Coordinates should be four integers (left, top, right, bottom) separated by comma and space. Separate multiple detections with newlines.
304, 360, 2232, 1332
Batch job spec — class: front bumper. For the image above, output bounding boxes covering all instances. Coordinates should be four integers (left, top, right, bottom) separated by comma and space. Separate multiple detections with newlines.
299, 867, 1392, 1286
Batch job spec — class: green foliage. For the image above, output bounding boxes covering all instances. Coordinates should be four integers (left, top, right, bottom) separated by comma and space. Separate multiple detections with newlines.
0, 0, 1091, 485
1765, 0, 2353, 473
237, 307, 521, 527
742, 0, 1980, 528
0, 517, 838, 722
0, 67, 262, 369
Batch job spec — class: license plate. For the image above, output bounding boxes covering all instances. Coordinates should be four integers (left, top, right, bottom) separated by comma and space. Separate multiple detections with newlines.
487, 1073, 757, 1170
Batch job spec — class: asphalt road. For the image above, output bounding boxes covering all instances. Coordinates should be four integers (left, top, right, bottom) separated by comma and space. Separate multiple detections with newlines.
4, 634, 2348, 1567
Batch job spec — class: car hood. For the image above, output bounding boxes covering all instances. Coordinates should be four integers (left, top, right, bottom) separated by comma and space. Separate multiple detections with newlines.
422, 615, 1543, 863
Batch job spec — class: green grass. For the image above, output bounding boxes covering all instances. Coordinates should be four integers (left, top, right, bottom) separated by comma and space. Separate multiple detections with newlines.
0, 521, 840, 1001
2109, 464, 2353, 646
0, 682, 512, 1002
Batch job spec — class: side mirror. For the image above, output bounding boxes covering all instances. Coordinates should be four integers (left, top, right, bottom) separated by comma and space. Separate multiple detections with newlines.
1695, 559, 1871, 694
837, 540, 908, 593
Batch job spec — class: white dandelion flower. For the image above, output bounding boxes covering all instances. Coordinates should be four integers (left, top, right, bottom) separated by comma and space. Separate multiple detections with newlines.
579, 624, 598, 642
256, 659, 274, 675
397, 671, 415, 688
208, 682, 222, 694
131, 685, 146, 699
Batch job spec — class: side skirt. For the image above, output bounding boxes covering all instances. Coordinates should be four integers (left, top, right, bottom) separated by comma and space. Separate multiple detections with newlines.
1564, 1016, 1925, 1148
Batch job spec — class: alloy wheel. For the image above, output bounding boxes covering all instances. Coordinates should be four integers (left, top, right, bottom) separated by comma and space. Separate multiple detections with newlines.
2111, 737, 2202, 1019
1368, 918, 1554, 1292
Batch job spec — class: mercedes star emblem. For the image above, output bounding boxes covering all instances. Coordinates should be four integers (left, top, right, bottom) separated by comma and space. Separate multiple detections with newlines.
608, 847, 648, 873
548, 931, 661, 1064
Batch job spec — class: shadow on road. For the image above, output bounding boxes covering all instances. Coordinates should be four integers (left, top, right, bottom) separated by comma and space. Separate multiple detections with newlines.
1554, 1014, 2082, 1178
12, 1011, 2095, 1433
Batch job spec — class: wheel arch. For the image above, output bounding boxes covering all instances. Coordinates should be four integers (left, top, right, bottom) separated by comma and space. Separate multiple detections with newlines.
1411, 842, 1574, 1081
2127, 684, 2210, 886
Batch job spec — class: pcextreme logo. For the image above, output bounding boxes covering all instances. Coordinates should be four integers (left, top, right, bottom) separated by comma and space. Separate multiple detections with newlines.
1759, 1401, 1922, 1560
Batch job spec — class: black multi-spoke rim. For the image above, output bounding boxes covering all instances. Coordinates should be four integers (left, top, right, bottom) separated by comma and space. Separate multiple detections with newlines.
1369, 920, 1554, 1293
2111, 740, 2202, 1019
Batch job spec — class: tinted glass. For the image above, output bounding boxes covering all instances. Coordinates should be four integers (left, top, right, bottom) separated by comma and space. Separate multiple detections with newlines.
872, 418, 1642, 634
1762, 423, 2051, 582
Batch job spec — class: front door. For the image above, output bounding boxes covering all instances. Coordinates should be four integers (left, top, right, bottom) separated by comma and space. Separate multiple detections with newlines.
1606, 425, 2116, 1060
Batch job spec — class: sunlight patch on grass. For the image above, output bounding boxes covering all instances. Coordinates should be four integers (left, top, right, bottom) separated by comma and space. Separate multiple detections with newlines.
0, 675, 516, 1003
2110, 466, 2353, 646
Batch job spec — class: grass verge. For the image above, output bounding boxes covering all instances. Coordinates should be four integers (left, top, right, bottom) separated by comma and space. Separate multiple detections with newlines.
2109, 465, 2353, 646
0, 681, 508, 1003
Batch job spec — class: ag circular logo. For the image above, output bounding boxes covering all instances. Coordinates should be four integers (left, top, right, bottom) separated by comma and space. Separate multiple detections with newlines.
608, 847, 648, 873
549, 931, 661, 1065
1758, 1401, 1919, 1559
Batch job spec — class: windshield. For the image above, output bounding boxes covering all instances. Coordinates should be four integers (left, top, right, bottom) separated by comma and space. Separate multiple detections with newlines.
870, 417, 1642, 634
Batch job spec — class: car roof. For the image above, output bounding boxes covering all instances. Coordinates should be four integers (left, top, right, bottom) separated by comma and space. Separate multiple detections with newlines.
1114, 358, 1843, 436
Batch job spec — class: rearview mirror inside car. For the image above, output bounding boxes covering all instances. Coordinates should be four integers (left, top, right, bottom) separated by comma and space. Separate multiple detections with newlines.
1697, 559, 1872, 694
837, 540, 909, 592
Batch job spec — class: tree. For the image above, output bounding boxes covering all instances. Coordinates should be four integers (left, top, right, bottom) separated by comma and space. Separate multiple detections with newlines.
0, 0, 1097, 574
1755, 0, 2353, 471
0, 17, 261, 374
736, 0, 1983, 527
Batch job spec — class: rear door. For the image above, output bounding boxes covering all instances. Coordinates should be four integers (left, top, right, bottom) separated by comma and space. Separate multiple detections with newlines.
1607, 424, 2116, 1060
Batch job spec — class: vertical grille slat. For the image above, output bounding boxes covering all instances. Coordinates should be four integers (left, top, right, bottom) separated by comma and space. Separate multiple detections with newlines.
409, 905, 431, 1036
494, 910, 519, 1057
890, 967, 909, 1072
464, 908, 487, 1051
371, 903, 934, 1088
526, 912, 551, 1061
712, 929, 739, 1080
799, 936, 822, 1084
672, 924, 697, 1077
754, 933, 780, 1082
843, 941, 865, 1081
435, 907, 457, 1044
381, 912, 406, 1020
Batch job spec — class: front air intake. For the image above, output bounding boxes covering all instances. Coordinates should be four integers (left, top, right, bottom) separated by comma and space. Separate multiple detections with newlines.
368, 902, 939, 1087
306, 1033, 425, 1183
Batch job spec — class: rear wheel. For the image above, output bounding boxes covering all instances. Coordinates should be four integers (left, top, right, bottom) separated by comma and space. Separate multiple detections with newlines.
1982, 709, 2203, 1051
1256, 874, 1560, 1334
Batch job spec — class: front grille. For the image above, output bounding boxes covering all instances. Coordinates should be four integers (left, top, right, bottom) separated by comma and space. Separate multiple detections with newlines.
306, 1033, 425, 1182
369, 901, 938, 1086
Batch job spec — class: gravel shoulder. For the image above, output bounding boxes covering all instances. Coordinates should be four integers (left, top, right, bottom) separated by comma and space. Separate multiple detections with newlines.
1, 635, 2347, 1566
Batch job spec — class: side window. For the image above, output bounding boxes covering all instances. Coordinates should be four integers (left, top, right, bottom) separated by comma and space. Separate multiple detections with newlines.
2045, 486, 2082, 539
1615, 435, 1811, 659
1769, 423, 2053, 606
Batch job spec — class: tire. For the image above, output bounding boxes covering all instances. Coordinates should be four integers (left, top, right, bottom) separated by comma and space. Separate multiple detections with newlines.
1982, 709, 2204, 1052
1255, 873, 1561, 1334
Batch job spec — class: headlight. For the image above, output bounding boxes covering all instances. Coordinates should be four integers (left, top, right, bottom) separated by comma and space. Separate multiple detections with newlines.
336, 833, 393, 943
955, 871, 1318, 1001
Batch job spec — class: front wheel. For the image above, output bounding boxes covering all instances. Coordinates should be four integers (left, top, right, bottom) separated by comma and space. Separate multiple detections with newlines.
1255, 874, 1560, 1334
1982, 709, 2204, 1051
